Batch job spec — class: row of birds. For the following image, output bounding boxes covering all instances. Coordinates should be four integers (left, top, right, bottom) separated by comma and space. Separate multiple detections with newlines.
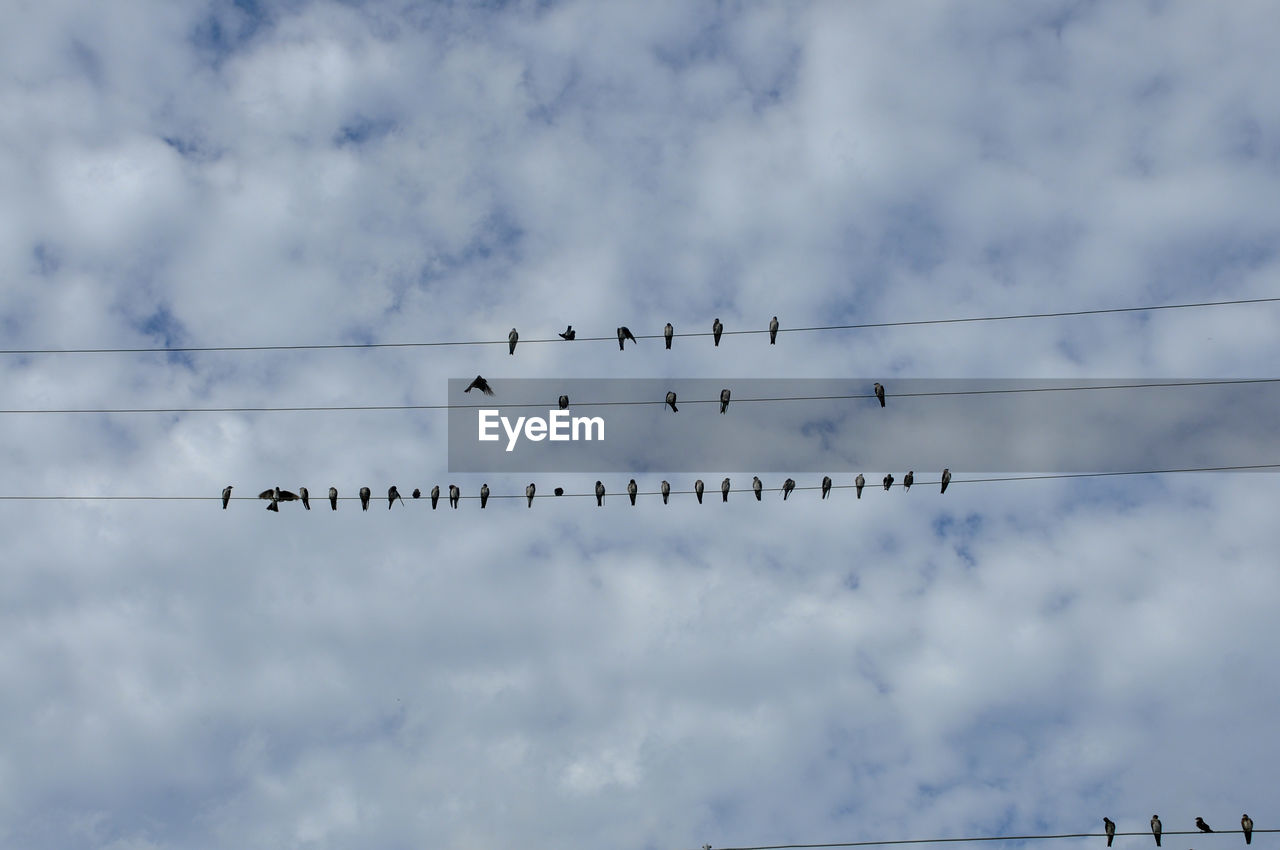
230, 471, 953, 511
1106, 815, 1256, 846
463, 376, 890, 409
504, 318, 781, 353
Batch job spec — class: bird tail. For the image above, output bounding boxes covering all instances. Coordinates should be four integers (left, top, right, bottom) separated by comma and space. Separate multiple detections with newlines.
1108, 838, 1113, 847
267, 502, 278, 512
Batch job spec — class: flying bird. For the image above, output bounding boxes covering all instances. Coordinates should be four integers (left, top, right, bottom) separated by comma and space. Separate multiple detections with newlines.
664, 322, 673, 349
661, 480, 670, 504
413, 488, 421, 499
559, 394, 569, 410
560, 325, 576, 340
449, 484, 460, 509
721, 477, 730, 502
480, 483, 489, 509
874, 382, 885, 407
431, 485, 440, 509
941, 468, 951, 494
903, 471, 914, 491
769, 316, 779, 344
666, 391, 678, 412
508, 328, 519, 355
695, 479, 704, 503
222, 485, 232, 509
595, 481, 605, 507
526, 483, 535, 507
1104, 818, 1116, 847
712, 318, 723, 346
1151, 815, 1162, 847
855, 474, 865, 499
782, 478, 795, 500
299, 486, 310, 510
617, 326, 637, 350
883, 473, 894, 491
753, 476, 762, 501
359, 487, 371, 511
554, 487, 564, 496
822, 476, 832, 499
259, 486, 299, 512
628, 479, 638, 505
1197, 819, 1213, 833
720, 388, 731, 413
1242, 815, 1253, 844
465, 375, 495, 396
329, 486, 338, 510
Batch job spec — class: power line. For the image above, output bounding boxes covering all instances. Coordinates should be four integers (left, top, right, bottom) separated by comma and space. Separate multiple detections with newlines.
2, 378, 1275, 415
0, 296, 1274, 356
702, 827, 1276, 850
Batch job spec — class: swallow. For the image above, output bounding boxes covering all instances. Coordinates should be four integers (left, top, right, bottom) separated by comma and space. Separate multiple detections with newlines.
299, 486, 310, 509
554, 487, 564, 496
720, 388, 731, 414
883, 473, 894, 491
259, 486, 299, 512
559, 394, 569, 410
412, 488, 421, 499
480, 483, 489, 509
1151, 815, 1162, 846
753, 476, 762, 501
695, 479, 704, 503
903, 471, 913, 491
508, 328, 518, 355
526, 483, 535, 507
388, 486, 404, 509
222, 485, 233, 509
874, 382, 885, 407
664, 322, 673, 349
782, 478, 795, 500
941, 468, 951, 494
712, 318, 723, 346
465, 375, 495, 396
617, 326, 637, 350
1104, 818, 1115, 847
595, 481, 605, 507
431, 485, 440, 509
855, 474, 865, 498
721, 477, 730, 502
1197, 819, 1212, 833
822, 476, 832, 499
329, 486, 338, 510
560, 325, 576, 341
661, 480, 670, 504
769, 316, 779, 344
449, 484, 460, 509
360, 487, 371, 511
1242, 815, 1253, 844
666, 391, 678, 412
628, 479, 638, 505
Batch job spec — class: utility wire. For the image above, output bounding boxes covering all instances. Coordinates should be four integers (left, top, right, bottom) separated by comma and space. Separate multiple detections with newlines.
1, 378, 1275, 415
703, 828, 1277, 850
0, 296, 1274, 355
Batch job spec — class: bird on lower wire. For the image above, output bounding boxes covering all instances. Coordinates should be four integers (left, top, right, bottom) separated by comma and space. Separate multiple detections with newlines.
554, 487, 564, 496
300, 486, 310, 509
752, 476, 762, 501
782, 478, 795, 500
941, 468, 951, 494
449, 485, 460, 509
1197, 818, 1213, 833
720, 388, 731, 414
883, 473, 894, 491
617, 326, 637, 350
661, 480, 670, 504
874, 382, 885, 407
903, 471, 913, 492
822, 476, 832, 499
465, 375, 495, 396
628, 479, 637, 505
595, 481, 605, 507
695, 479, 704, 504
721, 478, 730, 502
526, 483, 535, 507
359, 487, 371, 511
222, 485, 233, 509
413, 488, 421, 499
508, 328, 519, 355
559, 394, 569, 410
480, 484, 489, 509
329, 486, 338, 510
855, 474, 865, 499
666, 391, 678, 412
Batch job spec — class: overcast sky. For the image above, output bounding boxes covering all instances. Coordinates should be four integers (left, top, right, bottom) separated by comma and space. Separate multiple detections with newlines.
3, 1, 1280, 848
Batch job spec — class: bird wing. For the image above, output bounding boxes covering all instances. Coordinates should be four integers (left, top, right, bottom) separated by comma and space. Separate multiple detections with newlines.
258, 489, 275, 500
277, 490, 299, 501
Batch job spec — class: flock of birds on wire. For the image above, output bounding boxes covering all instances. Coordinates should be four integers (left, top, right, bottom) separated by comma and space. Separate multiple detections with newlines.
1103, 815, 1257, 847
501, 317, 778, 351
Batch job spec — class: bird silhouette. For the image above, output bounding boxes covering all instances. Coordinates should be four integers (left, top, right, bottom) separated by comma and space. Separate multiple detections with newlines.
664, 322, 673, 349
465, 375, 495, 396
299, 486, 310, 509
259, 486, 299, 512
480, 483, 489, 509
413, 488, 421, 499
753, 476, 762, 501
526, 483, 535, 507
1104, 818, 1115, 847
721, 477, 730, 502
712, 318, 723, 346
559, 394, 569, 410
222, 485, 233, 509
329, 486, 338, 510
1151, 815, 1162, 846
628, 479, 638, 505
508, 328, 518, 355
1242, 815, 1253, 844
695, 480, 704, 503
874, 382, 885, 407
720, 388, 731, 413
769, 316, 779, 344
617, 326, 637, 350
560, 325, 576, 341
822, 476, 832, 499
431, 485, 440, 509
903, 471, 913, 492
855, 474, 865, 498
359, 486, 371, 511
1197, 819, 1213, 833
661, 480, 670, 504
666, 391, 678, 412
388, 486, 403, 509
782, 478, 795, 500
941, 468, 951, 494
883, 474, 894, 490
554, 487, 564, 496
449, 485, 460, 509
595, 481, 605, 507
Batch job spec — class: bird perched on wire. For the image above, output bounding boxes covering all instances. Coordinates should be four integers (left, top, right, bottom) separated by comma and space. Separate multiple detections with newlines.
559, 394, 569, 410
769, 316, 779, 344
666, 391, 678, 412
874, 382, 885, 407
712, 318, 723, 346
720, 388, 731, 413
782, 478, 795, 500
822, 476, 832, 499
883, 473, 894, 491
413, 488, 421, 499
695, 479, 704, 504
855, 474, 865, 499
628, 479, 638, 505
595, 481, 605, 507
388, 486, 404, 509
222, 485, 233, 509
329, 486, 338, 510
1151, 815, 1162, 846
554, 487, 564, 496
1104, 818, 1115, 847
661, 480, 670, 504
560, 325, 576, 341
1242, 815, 1253, 844
526, 483, 535, 507
431, 485, 440, 509
617, 326, 637, 350
465, 375, 495, 396
508, 328, 519, 355
299, 486, 310, 509
941, 468, 951, 494
1196, 818, 1213, 833
360, 487, 371, 511
259, 486, 299, 512
752, 476, 762, 501
664, 323, 674, 349
903, 471, 913, 492
449, 485, 460, 509
480, 483, 489, 509
721, 478, 730, 502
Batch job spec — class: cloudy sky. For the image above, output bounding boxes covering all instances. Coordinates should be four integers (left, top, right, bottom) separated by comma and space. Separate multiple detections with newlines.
3, 1, 1280, 848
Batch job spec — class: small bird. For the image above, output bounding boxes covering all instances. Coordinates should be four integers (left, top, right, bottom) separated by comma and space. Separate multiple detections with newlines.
595, 481, 605, 507
222, 485, 233, 509
480, 483, 489, 509
720, 388, 731, 414
666, 391, 678, 412
855, 474, 865, 499
753, 476, 762, 501
526, 483, 535, 507
874, 382, 885, 407
559, 394, 569, 410
300, 486, 310, 509
628, 479, 638, 505
782, 478, 795, 500
617, 326, 637, 350
1151, 815, 1162, 847
413, 488, 421, 499
1104, 818, 1116, 847
769, 316, 779, 344
695, 480, 704, 503
712, 318, 723, 346
661, 480, 670, 505
1197, 818, 1213, 833
359, 487, 371, 511
822, 476, 832, 499
449, 485, 460, 509
721, 477, 730, 502
664, 322, 674, 349
560, 325, 576, 341
903, 471, 914, 492
508, 328, 519, 355
259, 486, 299, 512
941, 468, 951, 494
388, 486, 403, 509
465, 375, 495, 396
430, 485, 440, 509
554, 487, 564, 496
1242, 814, 1253, 844
883, 473, 894, 490
329, 486, 338, 510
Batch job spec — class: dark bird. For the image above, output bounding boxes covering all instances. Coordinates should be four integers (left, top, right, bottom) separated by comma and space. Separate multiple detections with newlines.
259, 486, 299, 512
617, 326, 637, 350
1105, 818, 1116, 847
721, 477, 730, 502
903, 471, 914, 491
413, 488, 421, 499
782, 478, 795, 500
695, 479, 704, 504
388, 486, 403, 509
560, 325, 576, 341
855, 474, 865, 499
508, 328, 519, 355
431, 485, 440, 509
300, 486, 310, 509
661, 480, 670, 505
222, 485, 232, 509
1197, 819, 1213, 833
329, 486, 338, 510
712, 318, 723, 346
1151, 815, 1162, 847
595, 481, 605, 507
359, 486, 371, 511
666, 391, 678, 412
559, 394, 569, 410
554, 487, 564, 496
465, 375, 495, 396
941, 468, 951, 494
526, 483, 535, 507
480, 483, 489, 509
822, 476, 832, 499
769, 316, 779, 344
664, 322, 674, 349
874, 382, 885, 407
720, 388, 731, 414
449, 484, 460, 509
628, 479, 638, 505
883, 474, 894, 491
1242, 815, 1253, 844
753, 476, 762, 501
